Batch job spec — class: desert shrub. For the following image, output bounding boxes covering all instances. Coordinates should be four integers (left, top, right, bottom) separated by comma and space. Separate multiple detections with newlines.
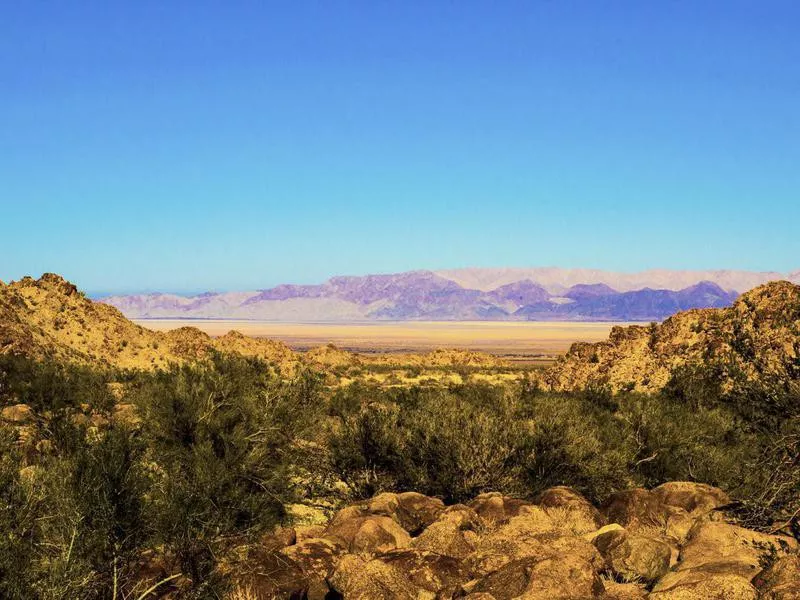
328, 383, 631, 503
613, 393, 751, 489
0, 354, 116, 415
522, 393, 631, 501
0, 426, 39, 600
27, 423, 152, 600
733, 417, 800, 533
132, 353, 319, 593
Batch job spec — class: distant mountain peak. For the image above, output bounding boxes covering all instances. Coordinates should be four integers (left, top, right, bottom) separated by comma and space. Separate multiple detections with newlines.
97, 267, 797, 323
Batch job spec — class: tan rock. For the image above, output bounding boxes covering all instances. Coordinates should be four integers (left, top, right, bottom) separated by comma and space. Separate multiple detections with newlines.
411, 504, 484, 559
652, 481, 730, 516
649, 560, 759, 599
592, 526, 671, 584
602, 488, 694, 545
678, 520, 796, 572
324, 513, 411, 554
470, 555, 605, 599
327, 554, 421, 600
468, 492, 533, 527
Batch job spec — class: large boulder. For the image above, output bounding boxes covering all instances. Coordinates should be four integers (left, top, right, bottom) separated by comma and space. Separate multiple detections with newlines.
361, 491, 446, 534
649, 560, 759, 599
411, 504, 484, 559
677, 520, 796, 572
468, 521, 604, 578
468, 492, 533, 527
535, 486, 606, 535
376, 548, 467, 596
591, 525, 671, 584
468, 555, 605, 599
754, 554, 800, 599
395, 491, 447, 534
601, 488, 694, 545
651, 482, 730, 517
328, 554, 416, 600
324, 513, 411, 554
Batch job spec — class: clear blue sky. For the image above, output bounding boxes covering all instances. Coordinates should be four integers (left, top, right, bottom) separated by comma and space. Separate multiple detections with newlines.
2, 1, 798, 294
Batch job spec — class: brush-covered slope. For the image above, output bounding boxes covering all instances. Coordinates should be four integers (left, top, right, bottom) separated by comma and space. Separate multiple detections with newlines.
543, 280, 800, 393
0, 274, 298, 372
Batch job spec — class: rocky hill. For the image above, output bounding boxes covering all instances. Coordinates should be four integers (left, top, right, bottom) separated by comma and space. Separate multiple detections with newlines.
228, 484, 799, 599
98, 268, 768, 322
543, 281, 800, 393
0, 274, 299, 373
0, 274, 508, 375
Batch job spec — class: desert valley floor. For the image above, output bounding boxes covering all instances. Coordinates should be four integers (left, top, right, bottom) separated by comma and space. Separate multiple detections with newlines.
133, 319, 628, 360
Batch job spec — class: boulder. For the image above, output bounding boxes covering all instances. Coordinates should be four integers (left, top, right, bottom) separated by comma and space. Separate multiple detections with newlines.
332, 492, 446, 534
469, 555, 605, 599
395, 491, 446, 534
649, 560, 759, 599
677, 520, 796, 572
411, 504, 484, 559
279, 537, 343, 598
324, 513, 411, 555
468, 492, 532, 527
327, 554, 419, 600
754, 554, 800, 599
651, 481, 730, 517
601, 488, 694, 545
376, 548, 467, 596
535, 486, 606, 534
591, 526, 671, 584
468, 522, 603, 578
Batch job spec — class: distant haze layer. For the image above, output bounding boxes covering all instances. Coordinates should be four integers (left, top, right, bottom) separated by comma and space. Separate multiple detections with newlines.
99, 267, 800, 323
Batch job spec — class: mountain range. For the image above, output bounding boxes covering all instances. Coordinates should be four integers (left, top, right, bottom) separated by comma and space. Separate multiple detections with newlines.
99, 267, 800, 322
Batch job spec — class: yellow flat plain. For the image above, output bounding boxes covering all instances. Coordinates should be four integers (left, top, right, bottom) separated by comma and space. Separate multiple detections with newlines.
134, 320, 629, 357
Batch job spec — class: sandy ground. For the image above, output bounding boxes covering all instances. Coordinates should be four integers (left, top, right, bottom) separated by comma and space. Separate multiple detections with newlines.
134, 320, 627, 358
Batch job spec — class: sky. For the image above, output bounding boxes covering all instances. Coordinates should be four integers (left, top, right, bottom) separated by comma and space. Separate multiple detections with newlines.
1, 1, 799, 294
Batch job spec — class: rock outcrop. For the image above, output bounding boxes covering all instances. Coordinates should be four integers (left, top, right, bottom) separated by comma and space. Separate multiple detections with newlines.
543, 281, 800, 393
226, 482, 798, 599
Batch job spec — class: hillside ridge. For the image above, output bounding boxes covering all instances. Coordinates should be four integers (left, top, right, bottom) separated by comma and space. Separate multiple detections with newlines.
543, 279, 800, 393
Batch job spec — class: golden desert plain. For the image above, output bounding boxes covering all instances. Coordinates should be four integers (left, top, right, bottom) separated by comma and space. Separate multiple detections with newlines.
133, 319, 627, 362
